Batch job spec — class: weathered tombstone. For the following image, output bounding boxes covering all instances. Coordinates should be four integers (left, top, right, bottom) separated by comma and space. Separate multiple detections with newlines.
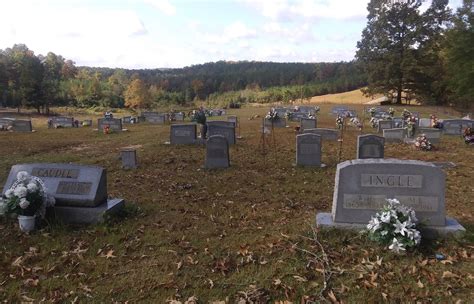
98, 118, 123, 131
357, 135, 385, 159
416, 128, 442, 144
52, 116, 74, 128
12, 120, 33, 132
121, 149, 138, 169
264, 117, 286, 128
122, 116, 132, 124
300, 118, 317, 131
377, 120, 393, 133
2, 163, 124, 224
207, 123, 235, 145
296, 133, 322, 167
205, 135, 229, 169
170, 124, 197, 145
175, 113, 184, 121
316, 159, 465, 236
442, 119, 474, 135
383, 128, 406, 142
419, 118, 431, 128
302, 128, 339, 141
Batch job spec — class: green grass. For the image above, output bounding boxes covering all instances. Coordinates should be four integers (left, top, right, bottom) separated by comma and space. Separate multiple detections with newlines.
0, 104, 473, 302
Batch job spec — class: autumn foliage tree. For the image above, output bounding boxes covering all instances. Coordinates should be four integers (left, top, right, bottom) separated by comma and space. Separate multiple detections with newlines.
124, 78, 150, 109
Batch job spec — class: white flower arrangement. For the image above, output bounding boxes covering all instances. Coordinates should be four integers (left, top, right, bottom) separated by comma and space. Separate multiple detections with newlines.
3, 171, 55, 218
336, 115, 344, 129
367, 199, 421, 253
414, 134, 434, 151
265, 109, 279, 121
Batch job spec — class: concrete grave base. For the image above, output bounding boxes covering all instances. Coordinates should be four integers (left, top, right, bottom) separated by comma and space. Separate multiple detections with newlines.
54, 198, 125, 225
316, 212, 466, 238
292, 163, 327, 168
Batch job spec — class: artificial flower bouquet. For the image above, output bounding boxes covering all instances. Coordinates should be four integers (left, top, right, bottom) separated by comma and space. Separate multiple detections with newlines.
367, 199, 421, 253
414, 134, 434, 151
265, 109, 279, 121
2, 171, 55, 219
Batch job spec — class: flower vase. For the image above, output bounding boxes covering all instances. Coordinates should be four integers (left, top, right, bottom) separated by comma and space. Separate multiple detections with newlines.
18, 215, 36, 232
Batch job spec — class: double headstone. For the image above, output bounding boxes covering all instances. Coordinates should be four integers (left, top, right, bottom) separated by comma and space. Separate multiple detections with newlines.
170, 124, 197, 144
303, 128, 339, 141
383, 128, 406, 142
98, 118, 123, 131
416, 128, 442, 144
52, 116, 74, 128
12, 120, 33, 132
2, 163, 124, 224
316, 159, 465, 237
442, 119, 474, 135
205, 135, 230, 169
357, 135, 384, 159
296, 133, 322, 167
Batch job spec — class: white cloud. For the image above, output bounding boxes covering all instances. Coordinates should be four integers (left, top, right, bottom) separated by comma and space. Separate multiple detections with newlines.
263, 21, 316, 44
202, 21, 257, 44
240, 0, 369, 21
143, 0, 176, 15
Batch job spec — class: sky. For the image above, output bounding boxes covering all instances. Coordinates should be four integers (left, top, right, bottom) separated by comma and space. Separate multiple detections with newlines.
0, 0, 464, 69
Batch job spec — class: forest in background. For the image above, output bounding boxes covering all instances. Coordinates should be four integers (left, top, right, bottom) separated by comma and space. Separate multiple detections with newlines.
0, 0, 472, 113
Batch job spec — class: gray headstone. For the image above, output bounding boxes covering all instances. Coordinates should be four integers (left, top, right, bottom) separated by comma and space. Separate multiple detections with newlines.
147, 114, 166, 124
264, 118, 286, 128
357, 135, 385, 159
12, 120, 33, 132
121, 149, 137, 169
2, 163, 107, 207
377, 120, 393, 133
331, 159, 446, 226
205, 135, 230, 169
383, 128, 406, 142
300, 118, 317, 131
207, 122, 235, 145
331, 106, 349, 115
289, 112, 307, 121
98, 118, 123, 131
273, 108, 288, 116
122, 116, 132, 124
52, 116, 74, 128
175, 113, 184, 121
170, 124, 197, 144
442, 119, 474, 135
419, 118, 431, 128
296, 133, 322, 167
392, 117, 405, 128
302, 128, 339, 141
416, 128, 442, 144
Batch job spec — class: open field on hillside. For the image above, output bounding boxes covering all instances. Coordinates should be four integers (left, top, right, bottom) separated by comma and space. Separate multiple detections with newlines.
307, 89, 381, 105
0, 104, 473, 302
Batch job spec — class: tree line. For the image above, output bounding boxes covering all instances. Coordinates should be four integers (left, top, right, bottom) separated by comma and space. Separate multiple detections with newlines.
356, 0, 473, 107
0, 0, 471, 111
0, 46, 365, 112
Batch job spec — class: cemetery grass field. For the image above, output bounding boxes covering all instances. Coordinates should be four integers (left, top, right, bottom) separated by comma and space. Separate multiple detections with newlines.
0, 104, 473, 303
